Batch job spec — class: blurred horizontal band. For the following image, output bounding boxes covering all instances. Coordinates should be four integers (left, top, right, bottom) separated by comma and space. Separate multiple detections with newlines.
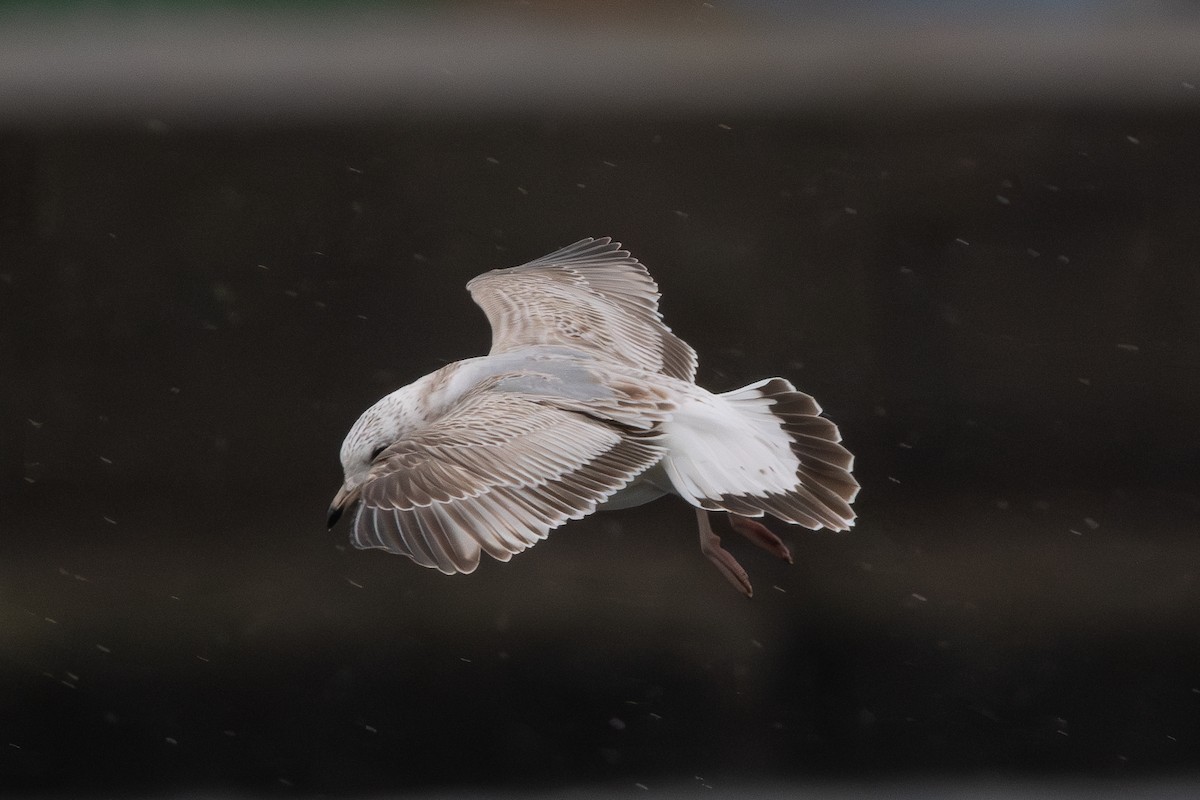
2, 9, 1200, 123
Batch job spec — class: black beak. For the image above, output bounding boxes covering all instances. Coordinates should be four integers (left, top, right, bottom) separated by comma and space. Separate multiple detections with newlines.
328, 485, 354, 530
327, 503, 344, 530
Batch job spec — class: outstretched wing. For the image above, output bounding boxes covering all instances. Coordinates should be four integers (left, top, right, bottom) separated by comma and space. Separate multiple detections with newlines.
467, 237, 698, 382
348, 391, 664, 574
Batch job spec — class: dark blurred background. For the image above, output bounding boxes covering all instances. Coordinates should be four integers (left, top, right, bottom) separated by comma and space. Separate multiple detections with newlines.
2, 1, 1199, 796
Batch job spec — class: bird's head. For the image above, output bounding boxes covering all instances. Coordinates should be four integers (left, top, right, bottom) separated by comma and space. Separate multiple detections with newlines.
328, 394, 407, 529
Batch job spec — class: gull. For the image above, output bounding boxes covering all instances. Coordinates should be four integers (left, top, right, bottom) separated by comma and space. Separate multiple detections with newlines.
328, 238, 858, 596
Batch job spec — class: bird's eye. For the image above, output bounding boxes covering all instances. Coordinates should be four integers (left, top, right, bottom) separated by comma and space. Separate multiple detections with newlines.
370, 445, 387, 461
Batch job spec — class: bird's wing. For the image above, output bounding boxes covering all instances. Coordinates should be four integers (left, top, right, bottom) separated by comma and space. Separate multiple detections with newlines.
467, 237, 698, 382
349, 390, 664, 574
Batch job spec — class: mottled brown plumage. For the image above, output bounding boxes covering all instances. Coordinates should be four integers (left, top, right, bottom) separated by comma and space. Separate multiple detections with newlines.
331, 238, 858, 595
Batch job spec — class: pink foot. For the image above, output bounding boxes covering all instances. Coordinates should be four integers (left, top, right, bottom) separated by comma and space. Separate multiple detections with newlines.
696, 509, 753, 597
730, 515, 793, 564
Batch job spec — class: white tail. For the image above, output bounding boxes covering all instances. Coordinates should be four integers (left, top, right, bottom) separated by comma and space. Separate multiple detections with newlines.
660, 378, 858, 530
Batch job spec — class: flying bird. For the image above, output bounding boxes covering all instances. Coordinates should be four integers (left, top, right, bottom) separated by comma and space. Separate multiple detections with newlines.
329, 238, 858, 596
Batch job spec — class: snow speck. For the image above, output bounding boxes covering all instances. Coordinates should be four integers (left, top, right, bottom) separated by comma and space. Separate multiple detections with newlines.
609, 717, 626, 731
165, 737, 178, 746
1084, 517, 1100, 530
1027, 248, 1041, 257
717, 123, 732, 130
347, 578, 364, 589
911, 593, 928, 602
995, 195, 1010, 205
103, 516, 117, 525
1126, 135, 1140, 145
96, 644, 112, 653
1116, 343, 1139, 353
634, 782, 649, 790
955, 238, 970, 246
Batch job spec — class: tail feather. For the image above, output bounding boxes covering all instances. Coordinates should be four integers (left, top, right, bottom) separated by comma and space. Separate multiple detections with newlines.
661, 378, 859, 530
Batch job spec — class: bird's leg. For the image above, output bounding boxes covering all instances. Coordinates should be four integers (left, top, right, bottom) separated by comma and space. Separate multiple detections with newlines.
696, 508, 753, 597
729, 515, 793, 564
